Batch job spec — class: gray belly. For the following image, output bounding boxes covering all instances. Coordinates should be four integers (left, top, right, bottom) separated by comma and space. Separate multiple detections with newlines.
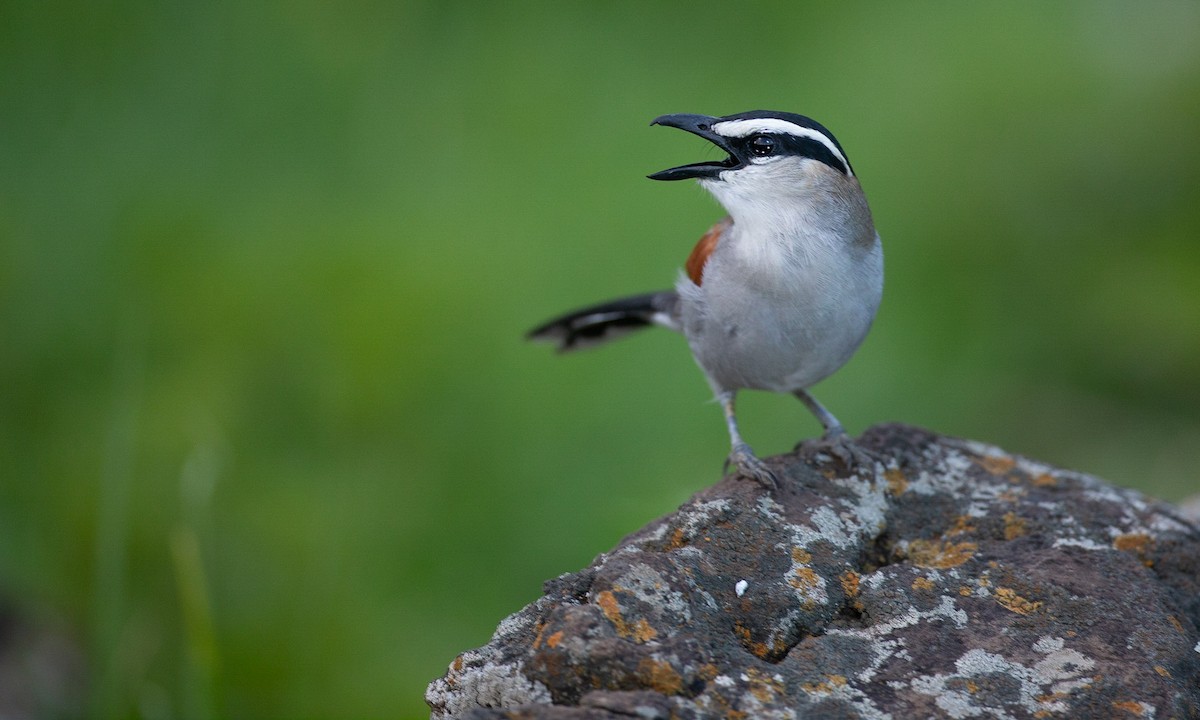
677, 253, 881, 393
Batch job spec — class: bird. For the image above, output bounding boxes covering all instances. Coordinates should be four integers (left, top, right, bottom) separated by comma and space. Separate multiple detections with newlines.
528, 110, 882, 488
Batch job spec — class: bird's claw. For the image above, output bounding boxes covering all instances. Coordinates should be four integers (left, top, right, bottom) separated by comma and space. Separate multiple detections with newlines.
725, 442, 778, 489
803, 430, 878, 472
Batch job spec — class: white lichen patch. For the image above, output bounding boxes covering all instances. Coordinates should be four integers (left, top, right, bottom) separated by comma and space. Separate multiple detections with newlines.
731, 687, 800, 720
492, 606, 538, 643
831, 471, 890, 532
861, 569, 889, 590
953, 438, 1066, 483
676, 498, 733, 540
1053, 537, 1110, 551
906, 637, 1097, 719
1133, 702, 1158, 718
811, 505, 860, 548
757, 495, 786, 521
825, 594, 969, 685
1032, 635, 1063, 653
735, 579, 748, 597
797, 674, 892, 720
902, 443, 1031, 518
778, 494, 888, 554
762, 463, 890, 555
784, 554, 829, 606
1148, 511, 1194, 535
905, 446, 976, 498
695, 588, 719, 611
641, 523, 669, 543
954, 438, 1009, 461
426, 653, 551, 719
613, 563, 692, 622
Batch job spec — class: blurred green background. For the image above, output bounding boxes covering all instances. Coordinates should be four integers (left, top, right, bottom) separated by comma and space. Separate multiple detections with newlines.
2, 1, 1198, 717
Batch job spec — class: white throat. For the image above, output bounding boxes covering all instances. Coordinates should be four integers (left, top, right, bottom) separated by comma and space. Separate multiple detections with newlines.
700, 166, 845, 274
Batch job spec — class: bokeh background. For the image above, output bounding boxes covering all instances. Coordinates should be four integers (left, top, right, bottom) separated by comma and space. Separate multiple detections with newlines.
2, 1, 1199, 717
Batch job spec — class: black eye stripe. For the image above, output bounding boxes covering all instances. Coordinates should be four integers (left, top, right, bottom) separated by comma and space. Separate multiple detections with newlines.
739, 133, 849, 176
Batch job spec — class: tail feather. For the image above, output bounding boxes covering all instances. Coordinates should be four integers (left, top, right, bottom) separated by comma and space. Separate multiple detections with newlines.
528, 291, 679, 352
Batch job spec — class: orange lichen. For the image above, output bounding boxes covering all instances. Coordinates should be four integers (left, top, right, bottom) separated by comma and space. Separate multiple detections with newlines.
532, 622, 548, 649
840, 570, 860, 598
911, 576, 935, 592
884, 468, 908, 494
788, 548, 821, 602
959, 586, 973, 597
748, 681, 776, 702
907, 539, 977, 569
946, 516, 976, 536
744, 668, 784, 702
638, 658, 683, 695
545, 631, 564, 649
1113, 533, 1152, 553
595, 590, 657, 642
995, 587, 1041, 615
667, 527, 688, 549
1033, 473, 1057, 487
966, 679, 979, 694
633, 619, 658, 642
734, 622, 772, 660
1168, 615, 1184, 633
1154, 665, 1171, 678
997, 489, 1025, 503
697, 664, 720, 681
790, 566, 820, 591
596, 591, 623, 624
1003, 512, 1028, 540
801, 674, 847, 695
1111, 700, 1146, 715
979, 455, 1016, 475
1113, 533, 1155, 567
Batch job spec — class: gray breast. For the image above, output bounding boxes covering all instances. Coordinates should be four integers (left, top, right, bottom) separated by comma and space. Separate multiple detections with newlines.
677, 237, 882, 393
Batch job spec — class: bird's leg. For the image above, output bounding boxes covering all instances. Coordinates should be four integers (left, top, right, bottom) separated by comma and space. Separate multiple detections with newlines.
716, 390, 778, 489
793, 389, 846, 439
793, 389, 876, 469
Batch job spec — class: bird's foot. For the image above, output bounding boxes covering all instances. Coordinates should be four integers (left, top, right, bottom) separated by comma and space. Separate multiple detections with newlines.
724, 443, 778, 490
802, 430, 878, 472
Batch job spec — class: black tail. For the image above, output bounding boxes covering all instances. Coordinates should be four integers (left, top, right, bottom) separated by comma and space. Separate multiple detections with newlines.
527, 291, 679, 352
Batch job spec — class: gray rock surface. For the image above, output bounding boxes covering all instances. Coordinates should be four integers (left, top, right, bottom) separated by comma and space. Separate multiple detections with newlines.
427, 425, 1200, 719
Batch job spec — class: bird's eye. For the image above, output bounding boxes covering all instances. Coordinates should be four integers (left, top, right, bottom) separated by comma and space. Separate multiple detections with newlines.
748, 135, 776, 157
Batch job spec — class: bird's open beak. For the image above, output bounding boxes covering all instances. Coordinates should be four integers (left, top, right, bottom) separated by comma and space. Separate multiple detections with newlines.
647, 114, 742, 181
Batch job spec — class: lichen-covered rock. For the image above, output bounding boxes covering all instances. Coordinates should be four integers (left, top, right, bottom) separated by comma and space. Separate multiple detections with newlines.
427, 425, 1200, 719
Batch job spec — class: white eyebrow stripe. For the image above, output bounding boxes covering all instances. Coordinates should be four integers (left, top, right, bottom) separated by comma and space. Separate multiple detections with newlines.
712, 118, 853, 177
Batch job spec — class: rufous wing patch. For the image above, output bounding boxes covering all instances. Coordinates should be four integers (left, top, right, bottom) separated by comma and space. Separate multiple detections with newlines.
686, 216, 731, 286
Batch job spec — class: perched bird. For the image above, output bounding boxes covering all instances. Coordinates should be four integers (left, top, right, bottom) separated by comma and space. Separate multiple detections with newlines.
528, 111, 882, 487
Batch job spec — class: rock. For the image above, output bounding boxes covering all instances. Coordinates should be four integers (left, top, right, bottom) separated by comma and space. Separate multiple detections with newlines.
427, 424, 1200, 719
1180, 494, 1200, 524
